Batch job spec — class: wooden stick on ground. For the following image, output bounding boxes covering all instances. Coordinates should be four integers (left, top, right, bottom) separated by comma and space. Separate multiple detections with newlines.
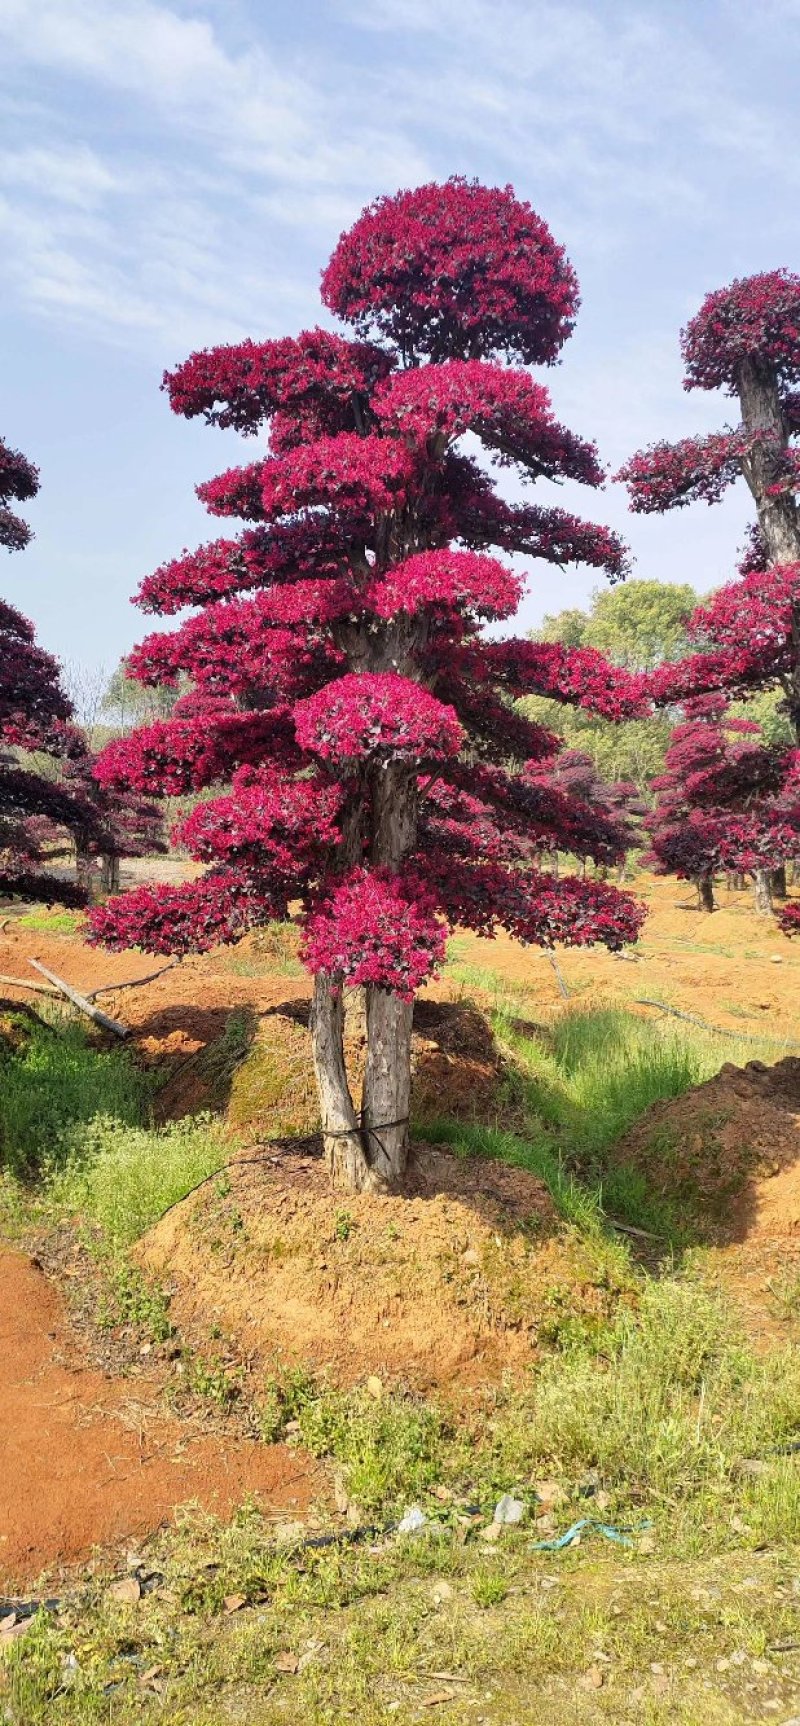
547, 952, 570, 999
85, 960, 178, 1001
27, 959, 129, 1038
0, 974, 60, 996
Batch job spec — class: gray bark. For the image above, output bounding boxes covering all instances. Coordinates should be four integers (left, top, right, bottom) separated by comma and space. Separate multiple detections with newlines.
735, 357, 800, 742
101, 853, 120, 895
360, 759, 418, 1190
697, 873, 715, 913
770, 864, 787, 899
310, 970, 367, 1188
753, 867, 774, 916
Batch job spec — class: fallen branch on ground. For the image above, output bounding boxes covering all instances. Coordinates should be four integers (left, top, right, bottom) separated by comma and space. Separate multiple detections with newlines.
634, 997, 800, 1047
85, 960, 179, 1001
27, 959, 129, 1038
0, 973, 59, 996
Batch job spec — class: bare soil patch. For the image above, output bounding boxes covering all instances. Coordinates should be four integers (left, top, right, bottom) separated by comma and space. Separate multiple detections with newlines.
0, 1250, 320, 1590
612, 1055, 800, 1239
137, 1139, 623, 1394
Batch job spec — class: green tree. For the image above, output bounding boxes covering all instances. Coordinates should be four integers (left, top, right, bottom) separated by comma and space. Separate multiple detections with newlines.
522, 580, 700, 795
101, 659, 182, 735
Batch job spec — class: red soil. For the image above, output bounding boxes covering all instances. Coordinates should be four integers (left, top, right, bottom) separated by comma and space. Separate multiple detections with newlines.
0, 1250, 319, 1590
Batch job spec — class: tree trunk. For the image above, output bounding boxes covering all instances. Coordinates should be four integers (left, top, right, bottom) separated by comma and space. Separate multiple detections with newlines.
359, 760, 418, 1191
697, 873, 715, 912
101, 853, 120, 894
770, 864, 787, 899
736, 358, 800, 564
753, 868, 774, 916
736, 358, 800, 744
310, 971, 369, 1188
75, 844, 95, 901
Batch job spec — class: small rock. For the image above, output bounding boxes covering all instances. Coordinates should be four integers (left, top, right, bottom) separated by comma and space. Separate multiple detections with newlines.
480, 1521, 503, 1543
223, 1594, 246, 1615
431, 1581, 454, 1604
580, 1665, 604, 1690
638, 1533, 657, 1555
533, 1479, 566, 1509
432, 1484, 453, 1503
274, 1520, 306, 1547
366, 1375, 383, 1400
274, 1651, 300, 1675
107, 1577, 141, 1606
770, 955, 784, 964
493, 1494, 525, 1526
397, 1506, 427, 1535
0, 1619, 31, 1648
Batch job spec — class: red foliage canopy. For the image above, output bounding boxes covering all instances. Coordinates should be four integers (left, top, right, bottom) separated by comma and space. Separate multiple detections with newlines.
89, 178, 643, 995
1, 442, 93, 907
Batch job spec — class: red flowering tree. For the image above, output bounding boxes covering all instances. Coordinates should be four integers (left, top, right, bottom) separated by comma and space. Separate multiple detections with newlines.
1, 439, 90, 907
62, 743, 167, 896
617, 270, 800, 741
89, 178, 646, 1191
643, 696, 800, 914
522, 747, 643, 877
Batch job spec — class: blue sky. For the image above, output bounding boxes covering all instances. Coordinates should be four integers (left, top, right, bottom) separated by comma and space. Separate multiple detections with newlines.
2, 0, 800, 697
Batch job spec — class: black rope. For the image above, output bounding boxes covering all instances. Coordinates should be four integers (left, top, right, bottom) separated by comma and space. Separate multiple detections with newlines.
148, 1119, 412, 1230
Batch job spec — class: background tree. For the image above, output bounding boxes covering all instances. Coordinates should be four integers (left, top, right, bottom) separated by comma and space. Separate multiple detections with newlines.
618, 271, 800, 740
1, 438, 89, 907
100, 657, 183, 736
520, 579, 697, 791
523, 747, 642, 877
643, 696, 800, 914
89, 178, 645, 1192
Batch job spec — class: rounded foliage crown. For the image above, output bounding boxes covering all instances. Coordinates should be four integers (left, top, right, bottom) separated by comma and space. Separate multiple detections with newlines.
681, 269, 800, 393
321, 176, 579, 365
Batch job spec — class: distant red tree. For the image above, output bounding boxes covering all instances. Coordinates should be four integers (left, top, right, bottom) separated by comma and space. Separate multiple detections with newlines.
1, 437, 89, 907
617, 271, 800, 742
89, 178, 645, 1191
0, 437, 39, 554
643, 696, 800, 913
523, 748, 643, 877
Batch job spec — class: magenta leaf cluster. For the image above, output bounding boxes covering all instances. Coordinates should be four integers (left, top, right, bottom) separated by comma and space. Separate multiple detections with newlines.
88, 177, 644, 1020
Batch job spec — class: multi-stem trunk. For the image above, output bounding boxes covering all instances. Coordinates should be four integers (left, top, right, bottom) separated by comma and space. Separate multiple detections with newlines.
360, 759, 418, 1191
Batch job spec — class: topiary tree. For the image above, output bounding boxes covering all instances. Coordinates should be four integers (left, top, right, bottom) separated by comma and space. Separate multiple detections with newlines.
1, 439, 90, 907
643, 696, 800, 914
522, 748, 641, 877
617, 271, 800, 741
64, 743, 167, 896
89, 178, 646, 1192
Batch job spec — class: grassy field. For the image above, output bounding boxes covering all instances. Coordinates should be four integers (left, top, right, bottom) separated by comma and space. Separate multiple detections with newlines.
1, 886, 799, 1724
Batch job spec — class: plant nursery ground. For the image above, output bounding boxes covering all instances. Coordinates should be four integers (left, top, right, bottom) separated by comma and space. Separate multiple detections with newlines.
1, 871, 800, 1723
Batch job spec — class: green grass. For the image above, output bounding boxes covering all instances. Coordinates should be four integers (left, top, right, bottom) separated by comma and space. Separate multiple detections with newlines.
14, 906, 84, 934
0, 1012, 149, 1178
48, 1112, 229, 1246
0, 1011, 230, 1269
424, 1003, 779, 1245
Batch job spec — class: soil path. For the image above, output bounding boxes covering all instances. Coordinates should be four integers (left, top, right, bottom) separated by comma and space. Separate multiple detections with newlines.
0, 1250, 318, 1591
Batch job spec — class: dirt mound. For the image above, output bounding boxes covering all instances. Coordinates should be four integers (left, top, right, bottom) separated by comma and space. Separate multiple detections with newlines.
0, 1251, 320, 1589
140, 1142, 612, 1393
196, 996, 507, 1141
613, 1057, 800, 1241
